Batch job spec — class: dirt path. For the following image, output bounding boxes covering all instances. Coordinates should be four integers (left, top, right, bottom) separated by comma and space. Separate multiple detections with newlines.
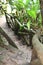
0, 15, 32, 65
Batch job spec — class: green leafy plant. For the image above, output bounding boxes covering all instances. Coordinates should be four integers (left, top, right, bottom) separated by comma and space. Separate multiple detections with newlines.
0, 0, 42, 32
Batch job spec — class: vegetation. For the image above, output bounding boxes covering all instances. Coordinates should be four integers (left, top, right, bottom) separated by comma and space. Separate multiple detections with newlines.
8, 0, 42, 30
0, 0, 43, 42
0, 0, 42, 32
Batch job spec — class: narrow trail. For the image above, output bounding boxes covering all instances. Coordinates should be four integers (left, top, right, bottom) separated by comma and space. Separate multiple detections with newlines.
0, 15, 32, 65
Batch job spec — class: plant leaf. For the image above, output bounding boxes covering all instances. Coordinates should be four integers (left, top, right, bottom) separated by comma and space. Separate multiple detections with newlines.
27, 20, 31, 30
27, 9, 36, 19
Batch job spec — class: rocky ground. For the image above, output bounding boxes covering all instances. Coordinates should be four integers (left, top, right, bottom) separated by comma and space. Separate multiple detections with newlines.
0, 15, 32, 65
0, 15, 43, 65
